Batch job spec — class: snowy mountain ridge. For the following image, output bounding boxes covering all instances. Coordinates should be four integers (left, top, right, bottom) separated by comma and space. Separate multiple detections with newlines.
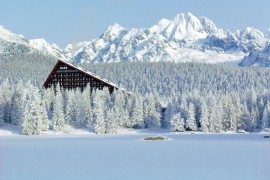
63, 12, 269, 65
29, 39, 66, 60
0, 13, 269, 66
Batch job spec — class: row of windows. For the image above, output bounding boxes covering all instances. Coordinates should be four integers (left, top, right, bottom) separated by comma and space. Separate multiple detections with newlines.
59, 66, 68, 70
53, 73, 89, 77
51, 78, 103, 84
47, 82, 106, 88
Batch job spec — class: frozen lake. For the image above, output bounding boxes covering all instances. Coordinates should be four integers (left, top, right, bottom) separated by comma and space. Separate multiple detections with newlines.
0, 134, 270, 180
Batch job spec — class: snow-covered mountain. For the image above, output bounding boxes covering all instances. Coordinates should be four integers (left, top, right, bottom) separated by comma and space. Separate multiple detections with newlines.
29, 39, 66, 60
0, 13, 269, 66
0, 25, 31, 54
0, 25, 65, 59
239, 42, 270, 67
63, 13, 268, 65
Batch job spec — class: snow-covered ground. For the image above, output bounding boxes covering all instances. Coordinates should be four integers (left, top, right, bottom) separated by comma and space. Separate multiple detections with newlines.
0, 133, 269, 180
0, 123, 172, 136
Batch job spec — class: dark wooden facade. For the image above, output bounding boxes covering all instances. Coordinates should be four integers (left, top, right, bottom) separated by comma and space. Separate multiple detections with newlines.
43, 60, 126, 93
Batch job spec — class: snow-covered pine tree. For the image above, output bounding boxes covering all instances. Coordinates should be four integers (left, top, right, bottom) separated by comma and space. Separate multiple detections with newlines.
239, 103, 250, 131
72, 88, 81, 126
40, 100, 49, 131
0, 104, 4, 127
163, 102, 173, 128
170, 112, 185, 132
186, 103, 197, 131
222, 97, 237, 132
0, 85, 4, 126
144, 94, 161, 128
43, 87, 55, 121
29, 95, 43, 135
261, 102, 270, 130
106, 108, 118, 133
93, 90, 106, 134
21, 101, 33, 135
2, 79, 13, 123
209, 100, 223, 133
131, 94, 144, 128
112, 90, 125, 127
257, 98, 265, 129
231, 93, 242, 130
76, 97, 86, 127
82, 84, 93, 125
10, 81, 24, 125
52, 87, 65, 131
65, 89, 75, 125
200, 98, 209, 132
249, 106, 259, 131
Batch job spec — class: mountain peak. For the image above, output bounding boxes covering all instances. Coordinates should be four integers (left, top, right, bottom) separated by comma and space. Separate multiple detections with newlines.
109, 23, 125, 31
101, 23, 125, 41
149, 18, 170, 34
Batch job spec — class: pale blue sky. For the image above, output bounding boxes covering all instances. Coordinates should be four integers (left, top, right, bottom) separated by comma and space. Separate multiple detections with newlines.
0, 0, 269, 48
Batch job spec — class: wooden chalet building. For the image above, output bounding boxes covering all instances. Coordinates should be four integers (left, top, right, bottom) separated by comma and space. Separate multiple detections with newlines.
43, 60, 129, 93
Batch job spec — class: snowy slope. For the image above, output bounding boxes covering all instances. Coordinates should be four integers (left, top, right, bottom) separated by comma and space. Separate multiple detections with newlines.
30, 39, 66, 60
0, 25, 29, 44
0, 25, 32, 54
0, 25, 63, 59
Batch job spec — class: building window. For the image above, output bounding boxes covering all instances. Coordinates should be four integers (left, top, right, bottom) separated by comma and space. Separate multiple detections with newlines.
60, 66, 68, 70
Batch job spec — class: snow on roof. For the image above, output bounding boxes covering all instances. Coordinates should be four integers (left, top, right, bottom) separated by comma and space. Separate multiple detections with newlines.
59, 60, 132, 94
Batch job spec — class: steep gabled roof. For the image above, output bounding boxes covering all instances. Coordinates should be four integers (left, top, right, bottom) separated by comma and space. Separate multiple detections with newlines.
43, 59, 132, 94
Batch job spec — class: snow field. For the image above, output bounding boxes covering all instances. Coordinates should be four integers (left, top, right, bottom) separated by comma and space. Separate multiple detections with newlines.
0, 134, 269, 180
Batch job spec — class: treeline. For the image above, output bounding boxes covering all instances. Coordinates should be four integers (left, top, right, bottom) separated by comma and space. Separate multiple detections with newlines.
84, 62, 270, 98
0, 79, 270, 134
1, 55, 270, 134
0, 80, 161, 134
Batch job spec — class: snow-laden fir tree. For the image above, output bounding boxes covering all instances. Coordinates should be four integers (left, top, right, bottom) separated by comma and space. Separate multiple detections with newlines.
76, 97, 86, 127
186, 103, 197, 131
10, 80, 24, 125
112, 90, 125, 127
249, 106, 259, 131
170, 112, 185, 132
231, 93, 242, 130
72, 88, 81, 126
200, 98, 209, 132
106, 108, 118, 133
144, 94, 161, 128
261, 102, 270, 130
93, 90, 106, 134
42, 87, 55, 120
21, 101, 33, 135
52, 87, 65, 131
0, 104, 4, 127
239, 103, 250, 131
222, 97, 237, 132
209, 100, 223, 133
65, 89, 75, 125
163, 102, 173, 128
0, 86, 4, 127
40, 100, 49, 131
82, 84, 93, 125
131, 94, 144, 128
29, 93, 43, 135
2, 79, 13, 123
257, 98, 265, 129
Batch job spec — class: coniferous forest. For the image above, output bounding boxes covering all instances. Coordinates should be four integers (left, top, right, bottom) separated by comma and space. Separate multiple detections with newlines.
1, 53, 270, 134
